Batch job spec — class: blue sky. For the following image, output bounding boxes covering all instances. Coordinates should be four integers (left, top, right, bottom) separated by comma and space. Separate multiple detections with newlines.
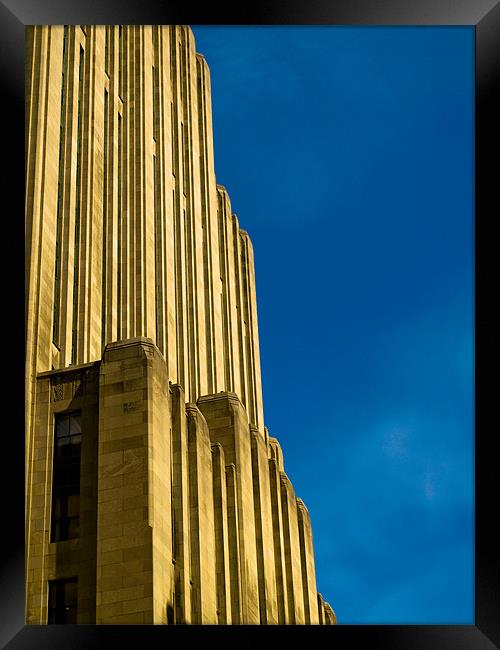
191, 26, 474, 624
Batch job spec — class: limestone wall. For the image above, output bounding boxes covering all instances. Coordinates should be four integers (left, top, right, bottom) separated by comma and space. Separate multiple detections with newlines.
26, 340, 336, 624
25, 25, 263, 427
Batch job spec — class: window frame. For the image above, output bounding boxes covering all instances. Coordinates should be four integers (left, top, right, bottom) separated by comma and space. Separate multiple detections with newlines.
51, 411, 82, 543
48, 577, 78, 624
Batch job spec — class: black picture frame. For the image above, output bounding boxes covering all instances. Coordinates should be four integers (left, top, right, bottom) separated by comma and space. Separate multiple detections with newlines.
2, 0, 499, 647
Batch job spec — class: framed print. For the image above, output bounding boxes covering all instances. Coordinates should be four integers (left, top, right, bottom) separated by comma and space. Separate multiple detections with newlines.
1, 0, 499, 647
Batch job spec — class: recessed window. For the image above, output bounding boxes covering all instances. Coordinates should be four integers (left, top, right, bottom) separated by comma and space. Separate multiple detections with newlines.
51, 412, 81, 542
48, 578, 78, 624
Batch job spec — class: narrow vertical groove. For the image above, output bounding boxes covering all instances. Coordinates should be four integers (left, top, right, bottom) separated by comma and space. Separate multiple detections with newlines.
52, 25, 68, 348
118, 25, 123, 100
71, 44, 84, 364
170, 418, 176, 623
137, 26, 147, 338
130, 26, 138, 338
181, 124, 187, 196
152, 32, 165, 356
123, 27, 133, 341
117, 111, 122, 340
153, 147, 164, 354
104, 25, 109, 77
171, 101, 176, 171
101, 88, 108, 351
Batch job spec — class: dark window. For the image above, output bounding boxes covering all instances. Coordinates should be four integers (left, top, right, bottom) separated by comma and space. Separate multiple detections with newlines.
48, 578, 78, 624
51, 412, 81, 542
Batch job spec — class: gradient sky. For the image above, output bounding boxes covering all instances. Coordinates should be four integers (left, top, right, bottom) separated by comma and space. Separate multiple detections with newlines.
191, 26, 474, 624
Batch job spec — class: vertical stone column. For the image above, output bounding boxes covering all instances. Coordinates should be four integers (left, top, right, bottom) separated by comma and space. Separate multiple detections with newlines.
159, 26, 178, 383
239, 231, 255, 427
280, 472, 305, 624
169, 28, 189, 396
170, 384, 191, 623
80, 26, 106, 363
73, 26, 95, 364
225, 463, 242, 624
96, 337, 172, 623
297, 499, 320, 624
118, 26, 131, 342
211, 443, 232, 624
186, 405, 217, 623
317, 593, 325, 625
25, 26, 65, 551
250, 427, 278, 623
185, 29, 210, 400
119, 26, 156, 343
101, 26, 120, 352
239, 231, 264, 433
231, 215, 247, 411
178, 27, 200, 402
268, 444, 289, 624
216, 186, 235, 393
324, 602, 337, 624
318, 596, 337, 625
54, 26, 79, 369
196, 53, 223, 397
197, 392, 260, 623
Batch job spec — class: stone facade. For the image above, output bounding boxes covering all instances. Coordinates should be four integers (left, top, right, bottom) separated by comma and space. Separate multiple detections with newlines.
25, 24, 336, 624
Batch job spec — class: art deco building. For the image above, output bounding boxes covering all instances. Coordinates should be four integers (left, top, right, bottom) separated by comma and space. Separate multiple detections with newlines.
25, 24, 336, 625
